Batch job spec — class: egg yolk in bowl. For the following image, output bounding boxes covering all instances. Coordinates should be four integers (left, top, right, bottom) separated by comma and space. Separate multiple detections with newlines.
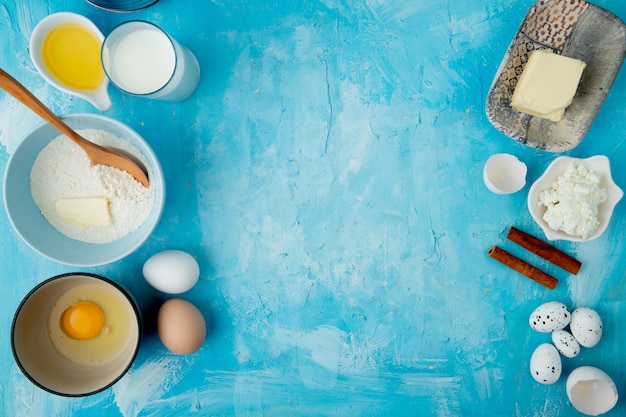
62, 301, 105, 340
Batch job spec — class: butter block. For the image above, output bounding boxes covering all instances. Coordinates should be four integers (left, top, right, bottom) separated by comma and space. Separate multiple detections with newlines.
55, 197, 111, 227
511, 50, 586, 122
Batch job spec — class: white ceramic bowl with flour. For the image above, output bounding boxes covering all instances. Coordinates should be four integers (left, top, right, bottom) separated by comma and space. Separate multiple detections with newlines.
4, 113, 165, 266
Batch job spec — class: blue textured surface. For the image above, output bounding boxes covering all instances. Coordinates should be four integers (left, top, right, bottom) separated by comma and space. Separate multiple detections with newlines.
1, 0, 626, 416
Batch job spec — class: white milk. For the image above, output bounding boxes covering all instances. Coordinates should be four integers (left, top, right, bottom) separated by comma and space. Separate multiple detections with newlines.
103, 21, 200, 101
112, 28, 176, 94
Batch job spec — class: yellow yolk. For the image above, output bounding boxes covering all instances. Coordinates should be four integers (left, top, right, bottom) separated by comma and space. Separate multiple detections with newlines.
42, 23, 105, 90
61, 301, 105, 340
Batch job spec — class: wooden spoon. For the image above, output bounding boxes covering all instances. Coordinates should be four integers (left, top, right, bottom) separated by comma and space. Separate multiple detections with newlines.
0, 68, 149, 187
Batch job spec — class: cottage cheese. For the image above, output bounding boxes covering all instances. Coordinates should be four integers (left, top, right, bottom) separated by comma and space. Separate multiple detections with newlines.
538, 163, 607, 239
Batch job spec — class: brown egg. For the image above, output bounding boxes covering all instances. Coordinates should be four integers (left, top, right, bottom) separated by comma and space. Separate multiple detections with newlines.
157, 298, 206, 354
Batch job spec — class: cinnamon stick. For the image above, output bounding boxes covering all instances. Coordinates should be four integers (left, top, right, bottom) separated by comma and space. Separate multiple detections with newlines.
506, 227, 581, 274
488, 246, 558, 290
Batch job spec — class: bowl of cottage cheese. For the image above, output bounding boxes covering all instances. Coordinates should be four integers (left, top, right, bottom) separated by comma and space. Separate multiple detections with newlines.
527, 155, 623, 242
3, 113, 165, 266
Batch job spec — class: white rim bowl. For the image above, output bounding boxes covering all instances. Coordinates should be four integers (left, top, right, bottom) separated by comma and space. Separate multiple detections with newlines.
527, 155, 623, 242
29, 12, 112, 111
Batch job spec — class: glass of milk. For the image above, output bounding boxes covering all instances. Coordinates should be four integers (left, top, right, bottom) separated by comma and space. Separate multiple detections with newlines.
101, 21, 200, 102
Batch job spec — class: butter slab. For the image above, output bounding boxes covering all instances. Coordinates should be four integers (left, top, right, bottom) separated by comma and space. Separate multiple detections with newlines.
511, 50, 586, 122
56, 197, 112, 227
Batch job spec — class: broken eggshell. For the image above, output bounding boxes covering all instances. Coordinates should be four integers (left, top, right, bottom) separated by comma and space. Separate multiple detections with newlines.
483, 153, 527, 194
566, 366, 618, 416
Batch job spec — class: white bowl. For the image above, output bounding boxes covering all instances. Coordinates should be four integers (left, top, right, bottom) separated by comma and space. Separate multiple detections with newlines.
30, 12, 112, 111
3, 113, 165, 266
527, 155, 623, 242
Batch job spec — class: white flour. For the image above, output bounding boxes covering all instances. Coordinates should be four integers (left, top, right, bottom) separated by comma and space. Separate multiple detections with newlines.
30, 129, 156, 243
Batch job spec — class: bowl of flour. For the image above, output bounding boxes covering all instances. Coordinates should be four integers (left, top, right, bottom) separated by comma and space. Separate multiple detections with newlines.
527, 155, 623, 242
4, 113, 165, 266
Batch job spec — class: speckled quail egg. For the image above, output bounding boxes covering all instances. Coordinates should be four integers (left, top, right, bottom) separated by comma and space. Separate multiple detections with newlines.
530, 343, 561, 385
529, 301, 570, 332
551, 329, 580, 358
570, 307, 602, 348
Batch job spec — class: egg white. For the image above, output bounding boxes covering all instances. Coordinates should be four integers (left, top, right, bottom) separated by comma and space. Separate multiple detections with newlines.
47, 282, 135, 365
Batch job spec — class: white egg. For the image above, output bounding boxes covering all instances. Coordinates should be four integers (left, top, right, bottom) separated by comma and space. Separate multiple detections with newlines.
570, 307, 602, 348
566, 366, 618, 416
143, 250, 200, 294
530, 343, 561, 385
529, 301, 571, 332
551, 329, 580, 358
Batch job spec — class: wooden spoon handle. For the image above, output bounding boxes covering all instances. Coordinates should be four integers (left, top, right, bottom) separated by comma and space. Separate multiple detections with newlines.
0, 68, 104, 153
0, 68, 150, 187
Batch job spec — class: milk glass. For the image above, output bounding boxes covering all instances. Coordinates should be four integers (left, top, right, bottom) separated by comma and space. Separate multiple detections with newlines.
101, 21, 200, 102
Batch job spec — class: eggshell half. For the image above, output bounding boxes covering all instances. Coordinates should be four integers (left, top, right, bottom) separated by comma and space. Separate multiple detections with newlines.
566, 366, 618, 416
483, 153, 527, 194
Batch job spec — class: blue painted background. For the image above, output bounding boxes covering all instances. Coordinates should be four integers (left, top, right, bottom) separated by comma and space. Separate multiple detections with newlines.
2, 0, 626, 415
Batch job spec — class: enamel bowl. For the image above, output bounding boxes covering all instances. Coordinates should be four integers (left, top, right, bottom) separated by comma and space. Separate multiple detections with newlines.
11, 273, 142, 396
527, 155, 623, 242
86, 0, 159, 12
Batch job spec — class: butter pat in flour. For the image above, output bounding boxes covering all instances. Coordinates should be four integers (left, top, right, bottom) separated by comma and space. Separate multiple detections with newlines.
56, 197, 111, 227
511, 50, 586, 122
